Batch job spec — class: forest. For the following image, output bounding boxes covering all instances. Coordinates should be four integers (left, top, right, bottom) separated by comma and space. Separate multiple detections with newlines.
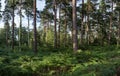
0, 0, 120, 76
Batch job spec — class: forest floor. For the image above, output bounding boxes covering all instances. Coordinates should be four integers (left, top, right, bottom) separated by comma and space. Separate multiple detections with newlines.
0, 45, 120, 76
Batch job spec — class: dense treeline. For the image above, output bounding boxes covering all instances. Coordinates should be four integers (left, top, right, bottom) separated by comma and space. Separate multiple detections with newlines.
1, 0, 120, 51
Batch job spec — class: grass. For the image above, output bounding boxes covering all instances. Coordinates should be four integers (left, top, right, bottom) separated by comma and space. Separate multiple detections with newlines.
0, 45, 119, 76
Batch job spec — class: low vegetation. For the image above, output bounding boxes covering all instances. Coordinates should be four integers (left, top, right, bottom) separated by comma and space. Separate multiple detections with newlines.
0, 45, 119, 76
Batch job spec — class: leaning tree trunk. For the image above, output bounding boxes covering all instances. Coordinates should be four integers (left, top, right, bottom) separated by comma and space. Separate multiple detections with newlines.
33, 0, 37, 53
53, 0, 57, 49
72, 0, 78, 52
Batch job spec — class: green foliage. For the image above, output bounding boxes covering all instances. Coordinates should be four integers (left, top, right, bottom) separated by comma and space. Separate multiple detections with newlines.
45, 29, 54, 45
0, 46, 119, 76
0, 28, 6, 46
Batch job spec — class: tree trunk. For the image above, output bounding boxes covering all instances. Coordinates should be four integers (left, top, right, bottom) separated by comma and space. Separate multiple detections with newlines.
27, 13, 30, 47
6, 24, 8, 47
33, 0, 37, 53
43, 24, 47, 42
12, 0, 15, 50
117, 11, 120, 47
87, 14, 89, 45
64, 12, 67, 47
53, 0, 57, 49
19, 3, 22, 51
108, 0, 113, 45
81, 0, 84, 45
58, 4, 61, 47
72, 0, 78, 52
109, 14, 112, 45
86, 0, 90, 45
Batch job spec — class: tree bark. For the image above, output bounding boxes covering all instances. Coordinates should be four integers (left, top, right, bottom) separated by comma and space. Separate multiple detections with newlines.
27, 12, 30, 47
81, 0, 84, 45
108, 0, 113, 45
64, 12, 67, 47
87, 14, 89, 45
33, 0, 37, 53
19, 2, 22, 51
58, 4, 61, 47
117, 11, 120, 47
12, 0, 15, 50
53, 0, 57, 48
6, 29, 8, 47
72, 0, 78, 52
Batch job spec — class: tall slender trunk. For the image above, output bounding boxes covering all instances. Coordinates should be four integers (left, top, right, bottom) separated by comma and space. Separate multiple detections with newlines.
81, 0, 84, 45
101, 18, 104, 46
6, 21, 10, 47
117, 11, 120, 47
6, 24, 8, 47
64, 12, 67, 47
45, 21, 49, 42
108, 15, 112, 44
85, 15, 87, 43
54, 0, 57, 48
72, 0, 78, 52
43, 24, 46, 42
27, 13, 30, 47
33, 0, 37, 53
119, 11, 120, 45
12, 0, 15, 50
58, 4, 61, 47
48, 19, 50, 29
86, 0, 90, 45
19, 3, 22, 51
87, 14, 89, 45
108, 0, 113, 45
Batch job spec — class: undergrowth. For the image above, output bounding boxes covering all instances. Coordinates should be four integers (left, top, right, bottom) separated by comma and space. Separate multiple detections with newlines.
0, 45, 119, 76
